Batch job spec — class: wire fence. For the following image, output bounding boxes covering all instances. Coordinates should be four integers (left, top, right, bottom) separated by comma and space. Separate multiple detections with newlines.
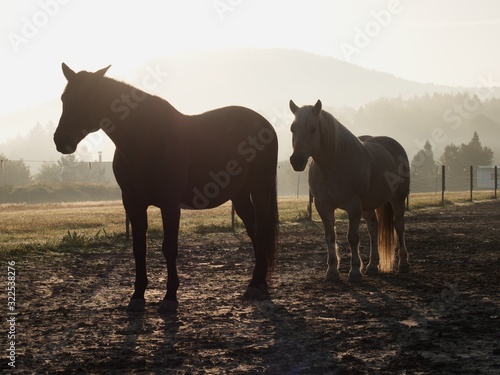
0, 159, 498, 205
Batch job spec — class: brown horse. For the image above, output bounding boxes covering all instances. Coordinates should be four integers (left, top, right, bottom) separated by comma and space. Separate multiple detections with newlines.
54, 63, 278, 313
289, 100, 410, 282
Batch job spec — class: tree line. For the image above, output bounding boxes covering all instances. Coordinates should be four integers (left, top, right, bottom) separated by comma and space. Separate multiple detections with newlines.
1, 92, 497, 192
410, 131, 495, 191
0, 154, 112, 186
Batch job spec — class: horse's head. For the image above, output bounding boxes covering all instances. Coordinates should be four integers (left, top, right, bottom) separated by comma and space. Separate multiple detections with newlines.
289, 99, 322, 171
54, 63, 111, 154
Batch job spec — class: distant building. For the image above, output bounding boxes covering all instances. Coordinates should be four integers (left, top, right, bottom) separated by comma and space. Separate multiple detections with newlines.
476, 166, 499, 189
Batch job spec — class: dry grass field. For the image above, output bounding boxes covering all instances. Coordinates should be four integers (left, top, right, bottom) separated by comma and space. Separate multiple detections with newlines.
1, 191, 497, 252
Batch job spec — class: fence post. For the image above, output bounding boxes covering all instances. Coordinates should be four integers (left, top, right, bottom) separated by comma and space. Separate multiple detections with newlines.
495, 166, 498, 199
441, 165, 446, 205
470, 165, 473, 202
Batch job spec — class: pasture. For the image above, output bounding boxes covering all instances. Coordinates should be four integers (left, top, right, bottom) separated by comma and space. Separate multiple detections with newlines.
1, 196, 499, 373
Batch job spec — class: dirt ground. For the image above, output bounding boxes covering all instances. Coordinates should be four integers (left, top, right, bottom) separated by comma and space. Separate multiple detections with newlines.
5, 200, 500, 374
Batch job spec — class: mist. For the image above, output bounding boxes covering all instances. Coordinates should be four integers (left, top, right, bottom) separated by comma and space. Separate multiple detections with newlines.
2, 49, 499, 167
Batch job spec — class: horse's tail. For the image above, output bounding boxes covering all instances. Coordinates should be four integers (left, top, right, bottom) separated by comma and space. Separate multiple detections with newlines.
376, 202, 395, 273
266, 176, 279, 278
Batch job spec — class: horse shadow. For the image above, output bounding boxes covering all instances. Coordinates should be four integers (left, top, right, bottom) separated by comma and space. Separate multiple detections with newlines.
111, 309, 181, 372
247, 298, 346, 373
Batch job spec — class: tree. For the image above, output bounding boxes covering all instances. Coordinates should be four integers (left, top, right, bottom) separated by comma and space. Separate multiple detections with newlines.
35, 162, 62, 184
410, 141, 438, 192
59, 154, 85, 183
411, 140, 436, 177
0, 154, 32, 186
440, 132, 494, 176
461, 131, 494, 167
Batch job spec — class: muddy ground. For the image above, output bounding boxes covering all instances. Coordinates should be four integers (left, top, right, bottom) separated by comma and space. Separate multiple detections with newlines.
4, 200, 500, 374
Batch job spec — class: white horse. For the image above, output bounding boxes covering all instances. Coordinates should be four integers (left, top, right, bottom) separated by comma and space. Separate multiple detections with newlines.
289, 100, 410, 282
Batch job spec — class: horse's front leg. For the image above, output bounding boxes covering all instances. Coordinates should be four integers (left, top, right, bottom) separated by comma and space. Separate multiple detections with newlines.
158, 206, 181, 313
315, 201, 340, 281
347, 209, 363, 282
125, 202, 149, 312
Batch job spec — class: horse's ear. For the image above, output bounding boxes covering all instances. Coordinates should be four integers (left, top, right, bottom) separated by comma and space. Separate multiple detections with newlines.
95, 65, 111, 77
289, 100, 299, 114
62, 63, 76, 81
312, 99, 322, 116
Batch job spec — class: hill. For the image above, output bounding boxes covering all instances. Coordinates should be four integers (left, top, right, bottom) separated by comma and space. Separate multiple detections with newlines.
1, 49, 498, 162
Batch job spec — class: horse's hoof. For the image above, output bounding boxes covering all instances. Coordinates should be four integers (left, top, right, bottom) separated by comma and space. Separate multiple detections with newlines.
347, 271, 363, 283
158, 299, 178, 314
365, 264, 379, 275
398, 263, 410, 273
243, 286, 270, 300
325, 272, 341, 282
127, 298, 145, 312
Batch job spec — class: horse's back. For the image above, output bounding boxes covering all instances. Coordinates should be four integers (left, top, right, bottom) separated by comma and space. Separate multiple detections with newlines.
360, 135, 407, 160
187, 106, 277, 171
361, 135, 410, 198
182, 106, 278, 208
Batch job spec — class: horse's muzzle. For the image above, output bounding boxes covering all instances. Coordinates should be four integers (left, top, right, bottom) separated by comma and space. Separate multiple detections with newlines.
54, 133, 77, 154
290, 152, 307, 171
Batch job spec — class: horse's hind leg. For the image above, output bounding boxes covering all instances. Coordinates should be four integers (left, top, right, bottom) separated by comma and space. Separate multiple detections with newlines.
363, 209, 379, 275
231, 190, 256, 248
315, 199, 340, 281
158, 206, 181, 313
233, 192, 264, 299
124, 200, 148, 312
243, 182, 277, 300
392, 199, 410, 273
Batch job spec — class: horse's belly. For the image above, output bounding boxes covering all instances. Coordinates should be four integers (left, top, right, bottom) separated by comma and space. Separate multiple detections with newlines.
180, 168, 247, 210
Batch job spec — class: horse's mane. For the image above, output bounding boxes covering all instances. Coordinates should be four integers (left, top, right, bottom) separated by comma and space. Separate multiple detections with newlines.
97, 75, 180, 117
318, 110, 364, 154
101, 76, 147, 97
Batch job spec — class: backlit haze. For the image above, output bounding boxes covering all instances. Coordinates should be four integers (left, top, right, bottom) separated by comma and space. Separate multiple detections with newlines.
1, 0, 500, 162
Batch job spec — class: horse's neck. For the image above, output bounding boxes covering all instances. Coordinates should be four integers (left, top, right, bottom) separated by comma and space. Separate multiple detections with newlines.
99, 83, 182, 153
315, 117, 364, 170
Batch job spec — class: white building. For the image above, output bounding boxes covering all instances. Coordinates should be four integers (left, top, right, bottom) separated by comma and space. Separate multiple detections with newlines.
476, 166, 499, 189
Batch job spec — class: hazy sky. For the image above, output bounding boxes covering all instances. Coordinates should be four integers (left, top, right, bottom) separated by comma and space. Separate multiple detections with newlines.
1, 0, 500, 116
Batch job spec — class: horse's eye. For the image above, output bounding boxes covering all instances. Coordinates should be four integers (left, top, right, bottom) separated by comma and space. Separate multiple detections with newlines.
310, 127, 317, 134
290, 123, 296, 133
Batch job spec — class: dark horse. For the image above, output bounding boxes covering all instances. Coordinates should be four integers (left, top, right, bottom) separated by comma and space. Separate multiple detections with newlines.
54, 64, 278, 313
